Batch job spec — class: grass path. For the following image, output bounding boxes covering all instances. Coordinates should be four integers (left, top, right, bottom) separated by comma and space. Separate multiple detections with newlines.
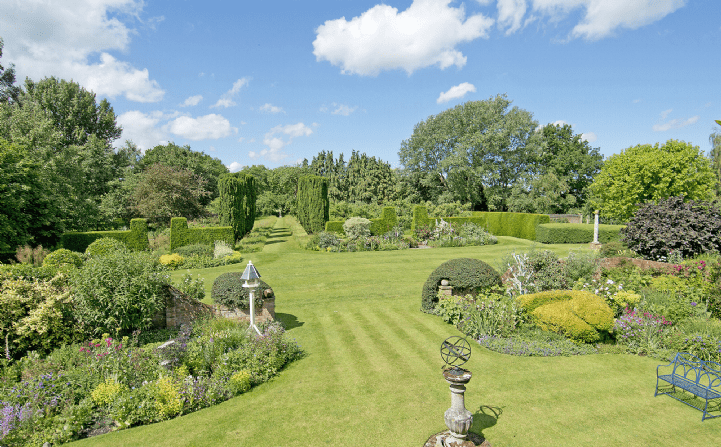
76, 218, 720, 447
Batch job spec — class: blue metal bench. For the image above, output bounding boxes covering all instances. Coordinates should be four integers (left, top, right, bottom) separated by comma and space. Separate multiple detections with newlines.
655, 352, 721, 421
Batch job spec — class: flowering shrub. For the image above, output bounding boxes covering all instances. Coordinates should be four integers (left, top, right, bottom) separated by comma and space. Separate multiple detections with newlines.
458, 295, 522, 338
213, 240, 234, 259
504, 252, 535, 297
614, 308, 673, 353
574, 278, 640, 316
160, 253, 185, 268
228, 370, 251, 395
174, 273, 205, 301
343, 217, 371, 240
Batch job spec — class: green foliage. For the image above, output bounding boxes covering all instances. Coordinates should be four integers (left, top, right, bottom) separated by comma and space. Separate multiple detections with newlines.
0, 38, 21, 104
85, 237, 127, 258
219, 173, 257, 241
133, 163, 211, 223
297, 175, 329, 234
709, 125, 721, 195
311, 150, 396, 204
228, 370, 252, 395
159, 253, 184, 268
519, 290, 614, 343
535, 223, 624, 244
169, 217, 234, 251
140, 142, 229, 204
0, 139, 63, 251
590, 140, 716, 222
173, 243, 213, 258
0, 275, 79, 359
60, 218, 149, 252
211, 272, 270, 310
369, 206, 398, 235
42, 248, 82, 269
508, 172, 578, 214
324, 220, 345, 233
399, 94, 542, 210
174, 273, 205, 301
411, 205, 549, 240
621, 195, 721, 261
342, 217, 372, 240
421, 258, 502, 312
439, 294, 523, 338
71, 250, 170, 336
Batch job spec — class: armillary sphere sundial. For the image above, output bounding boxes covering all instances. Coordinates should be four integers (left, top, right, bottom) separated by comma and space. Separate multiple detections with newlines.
440, 336, 471, 372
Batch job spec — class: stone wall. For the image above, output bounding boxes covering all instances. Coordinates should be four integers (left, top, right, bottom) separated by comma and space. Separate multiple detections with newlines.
598, 257, 676, 275
153, 286, 275, 329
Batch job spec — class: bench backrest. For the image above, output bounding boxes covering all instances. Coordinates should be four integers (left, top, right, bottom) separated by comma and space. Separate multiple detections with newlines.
672, 352, 721, 388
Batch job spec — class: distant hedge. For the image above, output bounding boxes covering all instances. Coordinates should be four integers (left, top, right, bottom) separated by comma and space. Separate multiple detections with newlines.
325, 207, 398, 235
535, 223, 624, 244
411, 206, 549, 241
297, 176, 329, 235
170, 217, 234, 250
60, 218, 149, 252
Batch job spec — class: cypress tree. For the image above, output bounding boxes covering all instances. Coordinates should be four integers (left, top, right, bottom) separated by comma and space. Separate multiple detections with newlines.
219, 173, 256, 242
297, 175, 329, 234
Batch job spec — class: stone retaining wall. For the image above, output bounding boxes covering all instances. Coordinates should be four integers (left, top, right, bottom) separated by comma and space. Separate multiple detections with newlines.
153, 286, 275, 329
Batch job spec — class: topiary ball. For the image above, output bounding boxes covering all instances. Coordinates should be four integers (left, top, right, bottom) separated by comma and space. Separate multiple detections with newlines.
43, 248, 83, 269
421, 258, 502, 312
85, 237, 127, 258
211, 272, 272, 310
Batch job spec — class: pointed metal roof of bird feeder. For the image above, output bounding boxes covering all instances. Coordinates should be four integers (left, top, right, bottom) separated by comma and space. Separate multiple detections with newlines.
240, 260, 261, 281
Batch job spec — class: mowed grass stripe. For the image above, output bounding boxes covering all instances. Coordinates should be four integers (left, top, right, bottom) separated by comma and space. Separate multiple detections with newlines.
357, 306, 440, 376
313, 310, 368, 387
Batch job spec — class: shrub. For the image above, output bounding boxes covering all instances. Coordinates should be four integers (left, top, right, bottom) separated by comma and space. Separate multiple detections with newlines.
15, 245, 49, 266
0, 275, 79, 359
453, 294, 522, 338
621, 195, 721, 261
91, 378, 126, 407
228, 370, 252, 395
71, 251, 170, 336
174, 243, 213, 258
85, 237, 127, 258
343, 217, 372, 240
174, 273, 205, 301
169, 217, 234, 251
43, 248, 83, 269
211, 272, 271, 310
159, 253, 184, 268
214, 240, 234, 259
421, 258, 502, 312
517, 290, 614, 343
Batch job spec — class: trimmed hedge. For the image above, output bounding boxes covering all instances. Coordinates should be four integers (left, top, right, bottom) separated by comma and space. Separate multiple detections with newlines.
411, 206, 549, 241
60, 218, 149, 252
535, 223, 624, 244
297, 176, 329, 234
219, 173, 257, 242
325, 207, 398, 235
516, 290, 614, 343
169, 217, 234, 251
421, 258, 502, 312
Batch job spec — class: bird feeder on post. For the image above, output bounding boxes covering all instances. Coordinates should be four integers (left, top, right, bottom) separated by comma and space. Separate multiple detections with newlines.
241, 260, 262, 336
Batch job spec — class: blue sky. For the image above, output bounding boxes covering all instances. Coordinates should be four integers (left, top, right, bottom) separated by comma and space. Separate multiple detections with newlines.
2, 0, 719, 171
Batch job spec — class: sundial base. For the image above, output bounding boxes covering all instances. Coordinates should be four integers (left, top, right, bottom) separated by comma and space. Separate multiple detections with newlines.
423, 430, 490, 447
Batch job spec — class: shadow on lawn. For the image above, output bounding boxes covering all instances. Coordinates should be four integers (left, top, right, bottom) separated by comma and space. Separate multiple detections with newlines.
473, 405, 503, 431
276, 312, 304, 330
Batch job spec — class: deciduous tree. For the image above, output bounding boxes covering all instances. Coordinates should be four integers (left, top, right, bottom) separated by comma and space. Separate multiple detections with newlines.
590, 140, 715, 222
132, 163, 210, 223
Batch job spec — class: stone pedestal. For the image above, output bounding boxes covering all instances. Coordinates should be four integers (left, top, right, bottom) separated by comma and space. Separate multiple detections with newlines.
443, 368, 473, 442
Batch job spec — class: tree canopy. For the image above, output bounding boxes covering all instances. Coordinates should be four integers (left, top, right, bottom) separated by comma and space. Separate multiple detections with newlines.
399, 94, 542, 210
590, 139, 715, 222
0, 38, 21, 104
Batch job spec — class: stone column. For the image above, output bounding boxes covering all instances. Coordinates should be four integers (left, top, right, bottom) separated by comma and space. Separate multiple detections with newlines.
590, 210, 601, 250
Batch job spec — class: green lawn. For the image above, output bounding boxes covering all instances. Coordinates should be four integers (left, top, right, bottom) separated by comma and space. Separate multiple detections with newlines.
76, 217, 719, 446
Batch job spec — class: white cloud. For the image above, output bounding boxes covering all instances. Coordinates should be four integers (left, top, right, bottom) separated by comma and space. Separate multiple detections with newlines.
260, 103, 285, 114
552, 120, 568, 126
633, 99, 642, 104
211, 78, 250, 108
164, 114, 238, 140
331, 104, 358, 116
496, 0, 686, 40
497, 0, 528, 34
581, 132, 597, 143
181, 95, 203, 107
0, 0, 165, 102
227, 162, 244, 173
312, 0, 494, 76
437, 82, 476, 104
660, 108, 673, 120
259, 123, 314, 162
116, 110, 173, 151
653, 114, 699, 132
